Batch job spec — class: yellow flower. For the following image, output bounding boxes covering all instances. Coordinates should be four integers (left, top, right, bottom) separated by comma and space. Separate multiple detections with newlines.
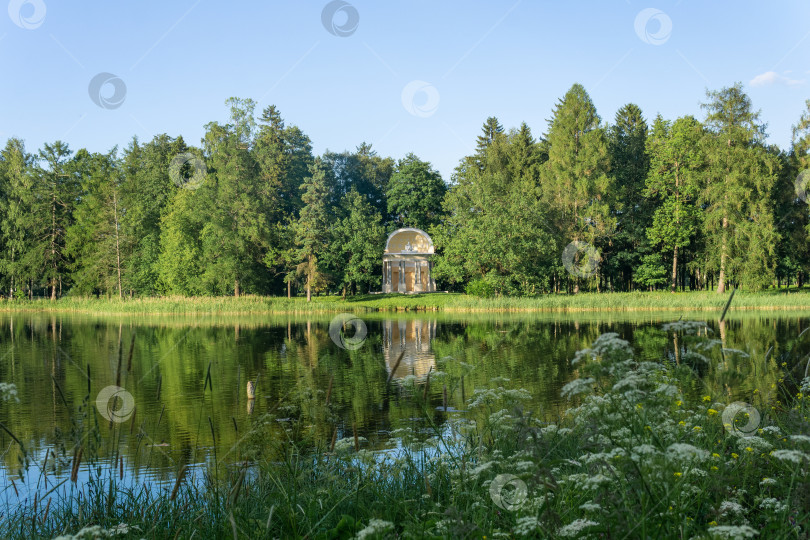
709, 521, 718, 526
732, 453, 739, 459
711, 466, 718, 471
679, 420, 686, 426
798, 393, 803, 400
753, 388, 759, 394
745, 447, 753, 453
693, 426, 702, 432
702, 395, 712, 402
707, 408, 718, 416
636, 403, 643, 410
712, 453, 720, 458
674, 472, 682, 477
781, 362, 787, 367
645, 425, 651, 431
675, 400, 683, 407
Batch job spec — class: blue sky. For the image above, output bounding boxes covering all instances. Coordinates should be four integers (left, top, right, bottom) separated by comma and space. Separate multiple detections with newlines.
1, 1, 809, 180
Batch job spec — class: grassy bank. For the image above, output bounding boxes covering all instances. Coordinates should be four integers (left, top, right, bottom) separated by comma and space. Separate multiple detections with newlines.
1, 289, 810, 316
2, 321, 809, 538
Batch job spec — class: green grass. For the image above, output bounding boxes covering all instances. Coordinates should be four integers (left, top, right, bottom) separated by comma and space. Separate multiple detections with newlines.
1, 289, 810, 316
2, 322, 809, 538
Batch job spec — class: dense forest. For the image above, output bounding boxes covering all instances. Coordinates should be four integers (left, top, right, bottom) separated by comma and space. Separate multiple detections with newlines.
1, 83, 809, 299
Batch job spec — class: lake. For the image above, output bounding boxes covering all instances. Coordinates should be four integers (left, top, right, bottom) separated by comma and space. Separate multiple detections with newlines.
1, 309, 808, 507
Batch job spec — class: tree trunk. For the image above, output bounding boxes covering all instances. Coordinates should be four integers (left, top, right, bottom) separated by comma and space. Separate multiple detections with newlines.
306, 280, 311, 302
114, 191, 123, 299
716, 216, 728, 293
287, 280, 291, 299
234, 279, 240, 297
50, 190, 57, 301
671, 245, 678, 293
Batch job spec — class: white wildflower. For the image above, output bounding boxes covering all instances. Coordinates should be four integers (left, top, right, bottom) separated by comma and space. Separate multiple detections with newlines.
760, 426, 782, 436
759, 477, 777, 486
758, 498, 787, 513
706, 525, 758, 539
666, 443, 710, 463
718, 500, 744, 516
355, 519, 394, 539
736, 436, 772, 453
53, 524, 136, 539
789, 435, 810, 445
661, 321, 709, 334
630, 444, 661, 463
513, 516, 540, 536
771, 449, 810, 464
557, 519, 599, 538
561, 378, 596, 398
0, 382, 19, 403
580, 502, 601, 511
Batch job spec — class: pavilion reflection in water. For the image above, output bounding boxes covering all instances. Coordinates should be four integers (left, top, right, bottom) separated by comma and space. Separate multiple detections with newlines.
382, 319, 437, 379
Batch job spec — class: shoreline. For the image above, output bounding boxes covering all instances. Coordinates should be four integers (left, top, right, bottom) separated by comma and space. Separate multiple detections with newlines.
1, 290, 809, 316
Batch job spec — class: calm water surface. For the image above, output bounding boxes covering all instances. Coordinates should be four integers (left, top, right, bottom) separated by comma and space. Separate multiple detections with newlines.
1, 310, 808, 506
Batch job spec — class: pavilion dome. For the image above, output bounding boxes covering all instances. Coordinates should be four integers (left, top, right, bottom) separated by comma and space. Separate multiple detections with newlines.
384, 228, 434, 254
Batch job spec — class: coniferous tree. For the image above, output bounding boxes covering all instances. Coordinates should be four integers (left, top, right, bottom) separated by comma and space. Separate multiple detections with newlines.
0, 139, 33, 298
540, 83, 612, 293
607, 104, 650, 290
475, 116, 505, 158
66, 149, 127, 297
295, 159, 333, 301
701, 83, 780, 291
30, 141, 79, 300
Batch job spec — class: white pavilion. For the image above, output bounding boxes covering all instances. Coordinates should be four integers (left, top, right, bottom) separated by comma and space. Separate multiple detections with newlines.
382, 228, 436, 293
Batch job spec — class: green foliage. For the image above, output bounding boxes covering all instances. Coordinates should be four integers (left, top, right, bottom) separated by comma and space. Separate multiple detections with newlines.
701, 83, 781, 291
386, 153, 446, 230
329, 189, 387, 294
434, 125, 556, 295
644, 115, 705, 292
606, 103, 651, 290
296, 158, 334, 300
540, 83, 613, 292
635, 253, 669, 289
464, 277, 496, 298
0, 84, 808, 298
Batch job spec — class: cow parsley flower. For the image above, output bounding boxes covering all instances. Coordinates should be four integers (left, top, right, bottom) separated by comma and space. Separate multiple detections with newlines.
355, 519, 394, 539
706, 525, 758, 539
561, 378, 596, 398
758, 498, 786, 513
557, 519, 599, 538
666, 443, 710, 463
771, 450, 809, 464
